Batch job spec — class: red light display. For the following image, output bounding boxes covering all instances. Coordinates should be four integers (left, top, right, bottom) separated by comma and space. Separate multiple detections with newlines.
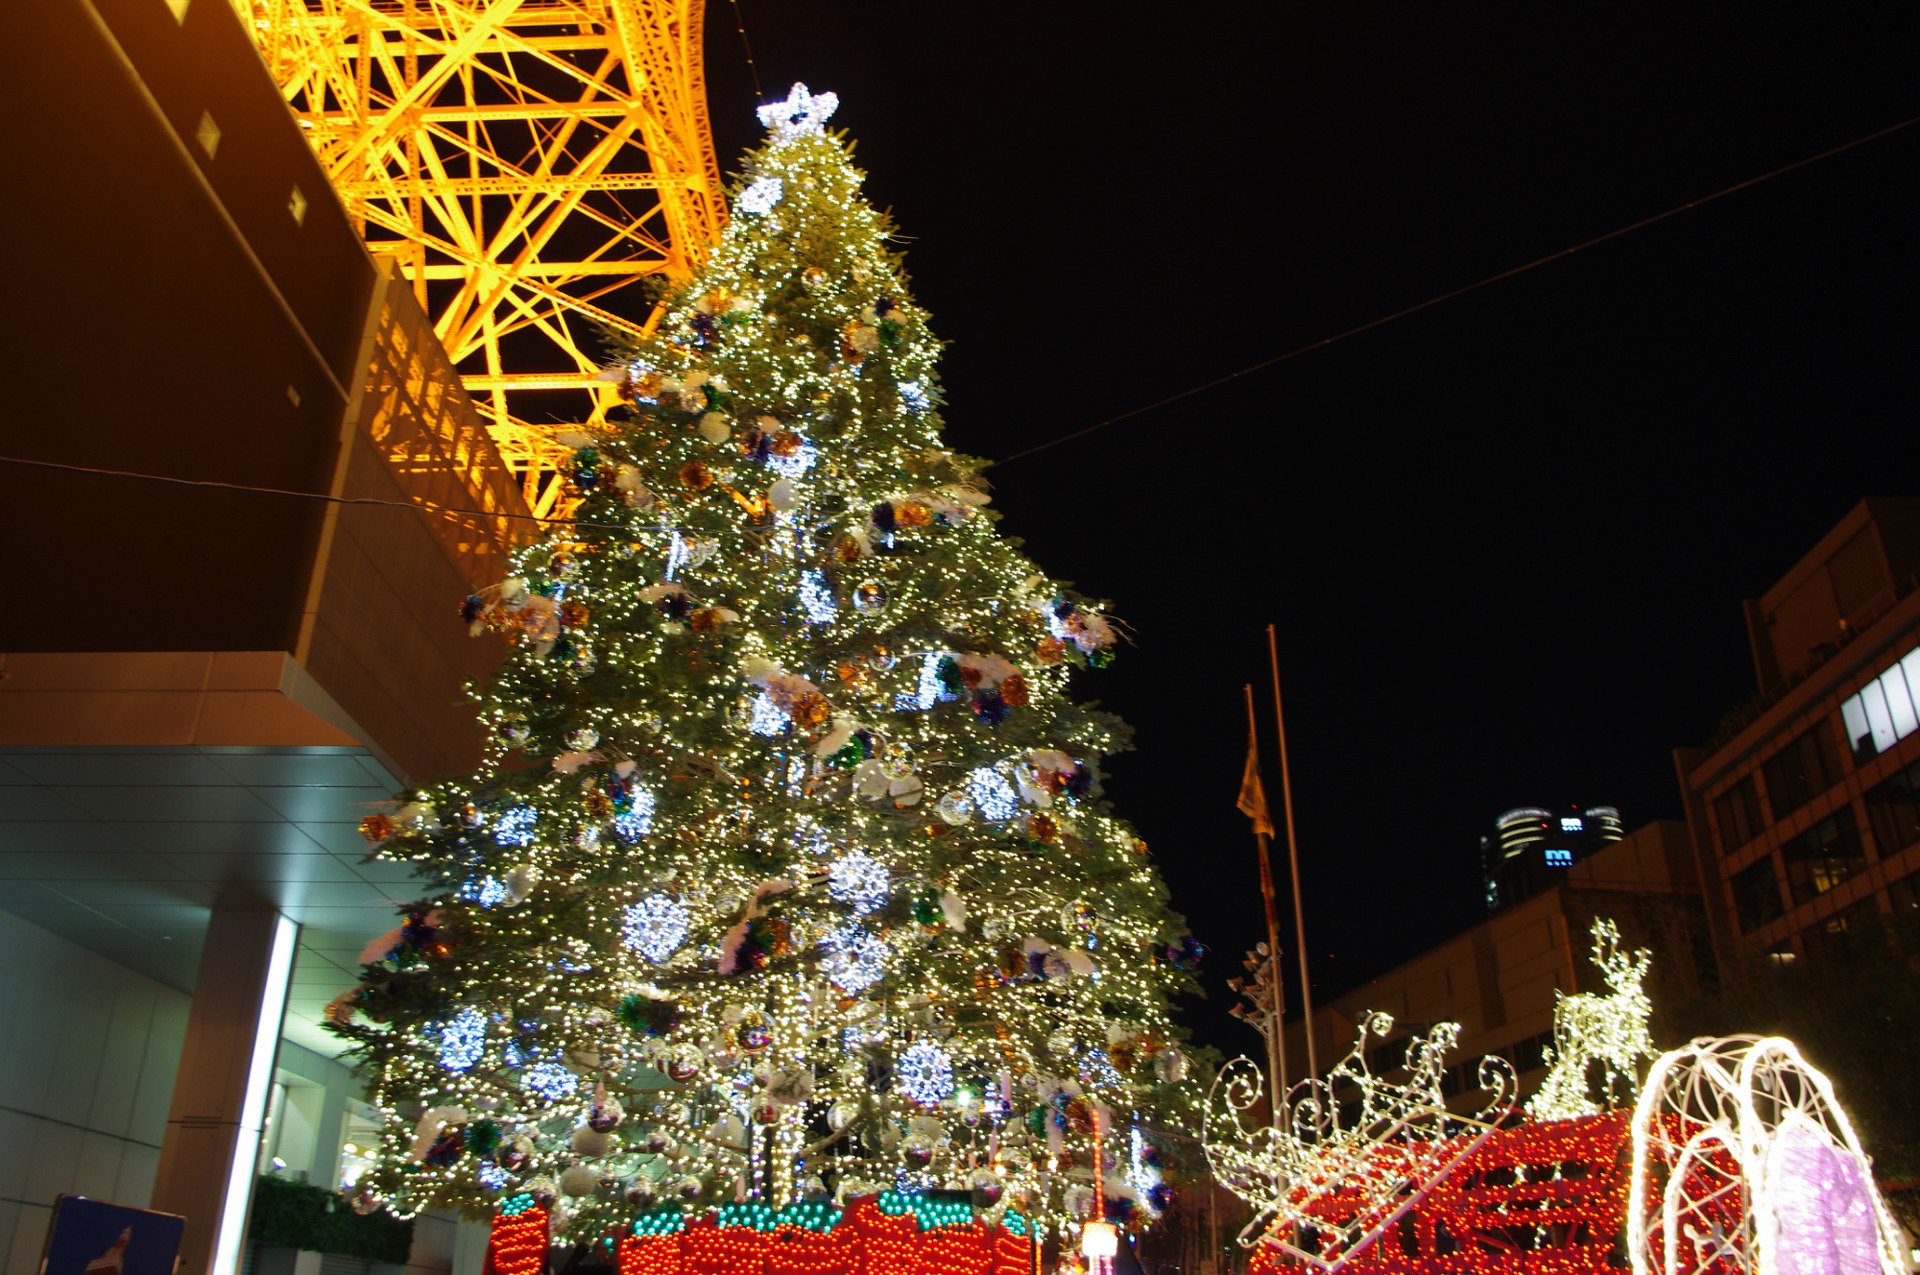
587, 1197, 1035, 1275
484, 1203, 550, 1275
1249, 1113, 1638, 1275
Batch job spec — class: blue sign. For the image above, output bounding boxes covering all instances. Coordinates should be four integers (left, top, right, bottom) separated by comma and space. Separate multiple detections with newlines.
38, 1195, 184, 1275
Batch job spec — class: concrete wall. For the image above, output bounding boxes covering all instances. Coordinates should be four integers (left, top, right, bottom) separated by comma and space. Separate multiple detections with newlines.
0, 910, 190, 1275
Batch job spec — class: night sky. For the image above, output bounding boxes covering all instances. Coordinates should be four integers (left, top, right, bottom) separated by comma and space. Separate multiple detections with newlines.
690, 0, 1918, 1054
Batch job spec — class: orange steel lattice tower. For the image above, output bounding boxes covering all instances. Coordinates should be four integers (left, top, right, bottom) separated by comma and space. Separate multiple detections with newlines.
239, 0, 725, 516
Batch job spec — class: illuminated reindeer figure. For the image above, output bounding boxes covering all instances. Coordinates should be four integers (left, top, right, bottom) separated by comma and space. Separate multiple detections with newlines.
1526, 918, 1657, 1120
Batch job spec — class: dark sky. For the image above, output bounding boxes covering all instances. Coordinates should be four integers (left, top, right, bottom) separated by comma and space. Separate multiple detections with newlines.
695, 0, 1918, 1054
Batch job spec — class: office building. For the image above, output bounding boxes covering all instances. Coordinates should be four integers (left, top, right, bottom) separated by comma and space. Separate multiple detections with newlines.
1675, 498, 1920, 967
1479, 805, 1625, 912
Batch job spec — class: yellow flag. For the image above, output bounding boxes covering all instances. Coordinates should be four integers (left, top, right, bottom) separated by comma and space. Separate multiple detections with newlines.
1237, 740, 1274, 836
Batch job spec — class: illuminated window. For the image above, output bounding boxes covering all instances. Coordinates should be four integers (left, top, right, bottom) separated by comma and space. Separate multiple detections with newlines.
1780, 808, 1866, 907
1840, 644, 1920, 760
1543, 848, 1573, 868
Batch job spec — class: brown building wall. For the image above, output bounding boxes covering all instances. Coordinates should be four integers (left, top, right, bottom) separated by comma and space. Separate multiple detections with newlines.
1684, 510, 1920, 964
1, 0, 527, 785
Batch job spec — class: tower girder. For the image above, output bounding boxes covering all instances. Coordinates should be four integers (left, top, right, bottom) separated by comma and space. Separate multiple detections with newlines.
238, 0, 724, 516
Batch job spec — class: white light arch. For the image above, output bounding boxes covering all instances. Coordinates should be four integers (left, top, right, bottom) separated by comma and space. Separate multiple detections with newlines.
1628, 1034, 1908, 1275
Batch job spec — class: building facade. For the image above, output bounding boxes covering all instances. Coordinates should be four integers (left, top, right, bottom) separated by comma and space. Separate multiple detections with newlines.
0, 1, 528, 1271
1676, 498, 1920, 968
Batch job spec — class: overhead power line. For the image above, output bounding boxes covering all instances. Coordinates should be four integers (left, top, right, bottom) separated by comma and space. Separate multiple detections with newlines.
986, 115, 1919, 469
0, 454, 630, 534
5, 117, 1911, 527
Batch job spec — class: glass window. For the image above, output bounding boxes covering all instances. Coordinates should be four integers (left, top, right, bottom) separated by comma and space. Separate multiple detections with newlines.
1731, 855, 1785, 933
1890, 872, 1920, 914
1780, 807, 1867, 907
1712, 775, 1766, 853
338, 1108, 381, 1191
1761, 723, 1843, 820
1839, 642, 1920, 761
1865, 758, 1920, 858
1803, 899, 1877, 963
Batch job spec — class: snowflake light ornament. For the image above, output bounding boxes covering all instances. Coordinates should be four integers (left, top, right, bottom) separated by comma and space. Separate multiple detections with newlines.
756, 83, 839, 143
824, 924, 887, 992
437, 1008, 486, 1072
623, 894, 690, 963
897, 1040, 954, 1106
524, 1060, 577, 1101
828, 850, 890, 912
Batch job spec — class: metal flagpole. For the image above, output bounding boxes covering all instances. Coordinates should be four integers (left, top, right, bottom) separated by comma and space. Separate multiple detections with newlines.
1267, 625, 1319, 1085
1243, 684, 1289, 1125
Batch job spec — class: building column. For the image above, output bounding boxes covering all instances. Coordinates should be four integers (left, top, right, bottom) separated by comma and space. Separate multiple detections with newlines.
152, 905, 300, 1275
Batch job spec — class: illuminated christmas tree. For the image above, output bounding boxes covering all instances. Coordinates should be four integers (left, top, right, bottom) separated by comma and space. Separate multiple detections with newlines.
336, 84, 1200, 1244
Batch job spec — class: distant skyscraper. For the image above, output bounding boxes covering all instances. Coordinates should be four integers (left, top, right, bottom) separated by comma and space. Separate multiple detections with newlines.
1481, 805, 1625, 912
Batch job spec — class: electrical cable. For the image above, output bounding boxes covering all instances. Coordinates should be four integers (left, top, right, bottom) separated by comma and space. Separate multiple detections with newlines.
985, 115, 1919, 469
0, 453, 633, 534
3, 118, 1910, 527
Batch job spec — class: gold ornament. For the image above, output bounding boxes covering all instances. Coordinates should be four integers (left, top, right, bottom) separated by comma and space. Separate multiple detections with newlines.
1000, 674, 1030, 707
1028, 813, 1059, 843
895, 501, 932, 528
678, 461, 713, 490
690, 607, 726, 633
559, 600, 590, 628
359, 814, 394, 843
1034, 636, 1065, 664
583, 791, 613, 817
791, 693, 830, 727
769, 430, 803, 457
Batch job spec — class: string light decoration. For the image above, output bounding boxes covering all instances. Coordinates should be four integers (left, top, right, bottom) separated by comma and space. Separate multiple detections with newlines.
1224, 921, 1909, 1275
1526, 919, 1655, 1121
1204, 1013, 1518, 1272
1629, 1035, 1909, 1275
325, 84, 1199, 1244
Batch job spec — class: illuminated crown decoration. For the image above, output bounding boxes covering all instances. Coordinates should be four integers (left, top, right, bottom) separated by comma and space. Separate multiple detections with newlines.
1203, 1012, 1518, 1273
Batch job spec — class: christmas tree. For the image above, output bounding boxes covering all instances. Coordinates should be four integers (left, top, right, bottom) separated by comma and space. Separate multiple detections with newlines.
336, 84, 1201, 1244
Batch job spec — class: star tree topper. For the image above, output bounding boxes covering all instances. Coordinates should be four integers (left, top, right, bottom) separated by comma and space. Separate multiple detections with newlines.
757, 82, 839, 143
